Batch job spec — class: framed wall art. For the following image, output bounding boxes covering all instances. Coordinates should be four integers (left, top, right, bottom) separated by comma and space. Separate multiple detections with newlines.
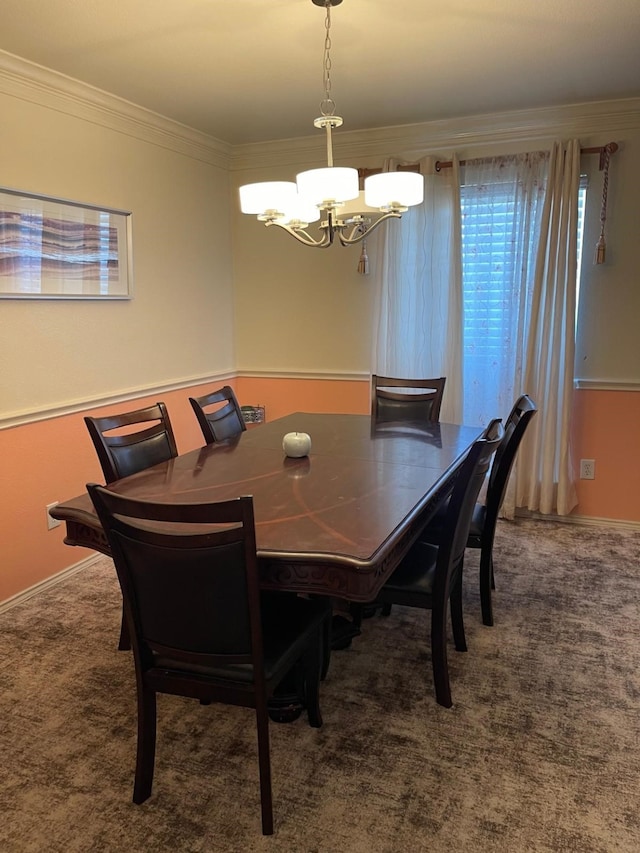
0, 187, 132, 299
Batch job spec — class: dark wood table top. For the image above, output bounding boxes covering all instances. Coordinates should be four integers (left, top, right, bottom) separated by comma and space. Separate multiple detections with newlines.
52, 412, 481, 601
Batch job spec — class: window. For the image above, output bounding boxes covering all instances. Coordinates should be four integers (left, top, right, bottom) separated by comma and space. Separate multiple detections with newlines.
459, 173, 587, 424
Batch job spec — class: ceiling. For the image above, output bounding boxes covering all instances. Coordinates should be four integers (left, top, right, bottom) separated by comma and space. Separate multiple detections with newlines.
1, 0, 639, 145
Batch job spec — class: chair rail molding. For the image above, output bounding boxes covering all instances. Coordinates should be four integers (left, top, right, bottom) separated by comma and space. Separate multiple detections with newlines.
574, 379, 640, 391
235, 368, 369, 382
0, 370, 236, 430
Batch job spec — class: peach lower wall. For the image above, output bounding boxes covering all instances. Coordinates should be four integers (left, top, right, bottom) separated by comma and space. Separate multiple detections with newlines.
0, 382, 226, 603
571, 388, 640, 522
1, 378, 637, 605
235, 376, 370, 421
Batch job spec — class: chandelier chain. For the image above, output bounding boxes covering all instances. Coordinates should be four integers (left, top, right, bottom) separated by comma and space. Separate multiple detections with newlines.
320, 2, 336, 117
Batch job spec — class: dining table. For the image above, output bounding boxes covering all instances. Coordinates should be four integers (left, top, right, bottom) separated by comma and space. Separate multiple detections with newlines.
52, 411, 482, 721
52, 411, 482, 603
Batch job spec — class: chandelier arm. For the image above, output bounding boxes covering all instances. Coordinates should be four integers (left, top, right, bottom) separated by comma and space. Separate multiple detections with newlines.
266, 221, 333, 248
337, 212, 401, 246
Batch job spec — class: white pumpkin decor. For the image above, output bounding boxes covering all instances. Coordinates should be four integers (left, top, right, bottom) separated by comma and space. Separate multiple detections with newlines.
282, 432, 312, 458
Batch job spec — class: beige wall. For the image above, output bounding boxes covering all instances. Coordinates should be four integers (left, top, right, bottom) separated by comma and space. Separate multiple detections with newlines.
231, 156, 376, 376
0, 70, 235, 420
576, 132, 640, 383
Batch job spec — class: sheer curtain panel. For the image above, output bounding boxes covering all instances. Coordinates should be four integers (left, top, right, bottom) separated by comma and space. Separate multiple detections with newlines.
517, 140, 581, 516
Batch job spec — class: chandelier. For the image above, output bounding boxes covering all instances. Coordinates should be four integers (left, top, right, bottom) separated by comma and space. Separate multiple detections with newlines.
239, 0, 424, 248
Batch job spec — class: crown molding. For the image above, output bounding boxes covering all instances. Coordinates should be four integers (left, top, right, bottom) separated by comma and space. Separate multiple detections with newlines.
230, 98, 640, 172
0, 50, 231, 169
1, 49, 638, 177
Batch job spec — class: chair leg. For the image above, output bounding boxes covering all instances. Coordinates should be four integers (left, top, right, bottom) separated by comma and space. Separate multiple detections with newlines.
133, 685, 157, 804
479, 548, 495, 627
430, 609, 452, 708
320, 611, 332, 681
118, 602, 131, 651
303, 631, 323, 729
450, 577, 467, 653
350, 603, 363, 631
254, 699, 274, 835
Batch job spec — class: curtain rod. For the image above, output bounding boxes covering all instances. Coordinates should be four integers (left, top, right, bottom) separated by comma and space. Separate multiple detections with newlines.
358, 143, 619, 179
434, 142, 618, 171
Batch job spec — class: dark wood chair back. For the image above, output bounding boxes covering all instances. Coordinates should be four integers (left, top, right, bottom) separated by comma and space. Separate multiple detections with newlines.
470, 394, 537, 625
84, 402, 177, 483
438, 419, 504, 603
484, 395, 538, 527
189, 385, 247, 444
87, 486, 327, 835
371, 375, 446, 423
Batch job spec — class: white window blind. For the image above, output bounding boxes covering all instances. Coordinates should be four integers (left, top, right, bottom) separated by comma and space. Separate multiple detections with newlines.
459, 174, 587, 423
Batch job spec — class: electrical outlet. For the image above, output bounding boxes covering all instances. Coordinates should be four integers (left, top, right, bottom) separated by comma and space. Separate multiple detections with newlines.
46, 502, 61, 530
579, 459, 595, 480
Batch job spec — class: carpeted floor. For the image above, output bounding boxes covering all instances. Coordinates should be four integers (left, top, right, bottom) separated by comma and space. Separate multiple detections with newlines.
1, 518, 639, 852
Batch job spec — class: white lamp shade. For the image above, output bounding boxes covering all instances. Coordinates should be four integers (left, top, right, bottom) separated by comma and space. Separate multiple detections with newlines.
338, 191, 379, 217
239, 181, 297, 215
277, 196, 321, 227
296, 167, 359, 207
364, 171, 424, 210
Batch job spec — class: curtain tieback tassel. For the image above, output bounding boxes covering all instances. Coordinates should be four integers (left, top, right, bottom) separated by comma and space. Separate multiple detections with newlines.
357, 238, 369, 275
594, 143, 614, 265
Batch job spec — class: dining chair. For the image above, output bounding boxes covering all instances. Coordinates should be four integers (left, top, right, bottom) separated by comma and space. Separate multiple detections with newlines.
373, 418, 503, 708
361, 375, 446, 625
420, 395, 537, 626
87, 485, 329, 836
84, 402, 178, 484
465, 394, 538, 626
84, 402, 179, 651
371, 375, 446, 423
189, 385, 247, 444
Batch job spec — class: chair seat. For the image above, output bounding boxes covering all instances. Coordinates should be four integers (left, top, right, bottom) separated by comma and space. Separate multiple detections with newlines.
377, 542, 438, 608
154, 594, 329, 684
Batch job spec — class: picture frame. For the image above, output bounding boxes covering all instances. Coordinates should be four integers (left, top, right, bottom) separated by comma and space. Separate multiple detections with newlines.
0, 187, 133, 299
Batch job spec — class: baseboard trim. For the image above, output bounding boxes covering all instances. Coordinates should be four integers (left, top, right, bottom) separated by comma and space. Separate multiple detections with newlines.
0, 553, 104, 614
515, 509, 640, 532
